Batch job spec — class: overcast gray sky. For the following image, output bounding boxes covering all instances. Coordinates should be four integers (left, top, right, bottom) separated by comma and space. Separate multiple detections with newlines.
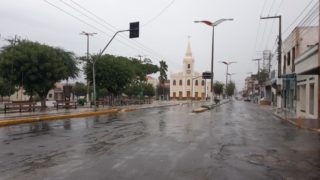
0, 0, 317, 89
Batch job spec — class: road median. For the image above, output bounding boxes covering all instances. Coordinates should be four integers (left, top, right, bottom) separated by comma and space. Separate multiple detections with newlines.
0, 109, 119, 127
192, 99, 231, 113
0, 101, 188, 127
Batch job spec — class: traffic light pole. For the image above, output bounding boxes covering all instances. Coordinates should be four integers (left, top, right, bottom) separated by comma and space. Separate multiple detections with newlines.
92, 20, 139, 111
99, 30, 129, 57
92, 29, 129, 111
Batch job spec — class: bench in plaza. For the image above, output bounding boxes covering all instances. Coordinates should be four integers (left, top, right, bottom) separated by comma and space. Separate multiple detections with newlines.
53, 100, 77, 110
4, 101, 37, 113
90, 100, 108, 108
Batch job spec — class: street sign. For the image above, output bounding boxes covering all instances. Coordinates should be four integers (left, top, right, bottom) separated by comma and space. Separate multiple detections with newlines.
130, 22, 139, 38
202, 72, 212, 79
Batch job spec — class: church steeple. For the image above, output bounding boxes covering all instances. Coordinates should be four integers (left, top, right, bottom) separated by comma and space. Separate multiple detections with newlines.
185, 40, 192, 57
183, 38, 194, 76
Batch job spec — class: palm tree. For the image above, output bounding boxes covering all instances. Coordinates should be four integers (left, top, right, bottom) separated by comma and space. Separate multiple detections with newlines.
158, 60, 168, 100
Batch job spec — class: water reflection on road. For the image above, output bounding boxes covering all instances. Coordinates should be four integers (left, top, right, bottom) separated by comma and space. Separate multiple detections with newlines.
0, 101, 319, 180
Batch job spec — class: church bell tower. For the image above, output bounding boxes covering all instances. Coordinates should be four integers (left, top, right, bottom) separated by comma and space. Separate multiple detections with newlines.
183, 40, 194, 76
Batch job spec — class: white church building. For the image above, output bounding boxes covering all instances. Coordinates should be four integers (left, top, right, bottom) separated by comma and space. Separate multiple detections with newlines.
170, 41, 211, 100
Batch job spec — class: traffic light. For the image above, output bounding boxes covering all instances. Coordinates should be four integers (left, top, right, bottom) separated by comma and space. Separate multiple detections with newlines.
130, 22, 139, 38
202, 72, 212, 79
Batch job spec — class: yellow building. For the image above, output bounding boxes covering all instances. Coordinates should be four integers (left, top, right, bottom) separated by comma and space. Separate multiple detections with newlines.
170, 41, 210, 100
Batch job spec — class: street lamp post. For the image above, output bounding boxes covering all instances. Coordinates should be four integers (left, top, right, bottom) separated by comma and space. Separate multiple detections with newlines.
194, 19, 233, 104
228, 73, 236, 82
219, 61, 236, 85
80, 32, 97, 104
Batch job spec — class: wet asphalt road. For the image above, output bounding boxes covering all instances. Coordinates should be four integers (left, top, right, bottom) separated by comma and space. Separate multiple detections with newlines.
0, 101, 319, 180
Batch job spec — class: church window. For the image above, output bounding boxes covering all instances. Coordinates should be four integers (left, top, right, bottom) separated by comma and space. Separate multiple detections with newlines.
188, 64, 190, 69
173, 80, 176, 85
195, 80, 198, 86
187, 79, 190, 86
202, 80, 205, 86
179, 80, 182, 86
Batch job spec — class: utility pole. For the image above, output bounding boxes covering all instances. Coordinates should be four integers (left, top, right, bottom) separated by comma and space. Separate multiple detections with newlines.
80, 31, 97, 104
260, 16, 282, 78
252, 58, 262, 101
252, 58, 262, 77
268, 51, 272, 73
261, 15, 282, 109
318, 0, 320, 117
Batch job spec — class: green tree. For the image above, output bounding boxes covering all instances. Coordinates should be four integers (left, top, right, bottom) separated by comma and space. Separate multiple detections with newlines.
56, 48, 79, 84
86, 54, 159, 96
142, 58, 152, 64
124, 82, 155, 98
124, 82, 140, 98
85, 55, 135, 95
226, 81, 236, 97
73, 82, 87, 99
0, 77, 15, 101
213, 81, 224, 97
97, 88, 108, 100
142, 83, 155, 97
158, 60, 168, 99
131, 58, 159, 81
0, 40, 79, 107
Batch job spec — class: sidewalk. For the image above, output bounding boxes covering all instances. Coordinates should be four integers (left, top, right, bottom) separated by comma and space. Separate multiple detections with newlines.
0, 100, 190, 127
0, 100, 188, 121
271, 108, 320, 133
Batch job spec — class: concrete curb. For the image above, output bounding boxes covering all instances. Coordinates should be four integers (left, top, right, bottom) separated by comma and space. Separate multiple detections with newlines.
272, 112, 320, 133
192, 99, 231, 113
192, 108, 208, 113
0, 102, 187, 127
0, 109, 119, 127
0, 109, 120, 127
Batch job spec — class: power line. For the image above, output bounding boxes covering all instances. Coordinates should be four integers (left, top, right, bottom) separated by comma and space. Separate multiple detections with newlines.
66, 0, 180, 67
68, 0, 173, 58
284, 4, 319, 47
259, 0, 276, 51
43, 0, 109, 37
61, 0, 164, 60
282, 0, 317, 36
142, 0, 176, 27
265, 0, 284, 49
267, 0, 276, 15
43, 0, 142, 56
252, 0, 268, 59
44, 0, 178, 67
69, 0, 118, 32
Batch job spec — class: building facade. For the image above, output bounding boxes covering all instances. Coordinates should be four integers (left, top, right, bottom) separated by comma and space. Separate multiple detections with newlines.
281, 26, 319, 113
170, 41, 210, 100
295, 44, 319, 119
